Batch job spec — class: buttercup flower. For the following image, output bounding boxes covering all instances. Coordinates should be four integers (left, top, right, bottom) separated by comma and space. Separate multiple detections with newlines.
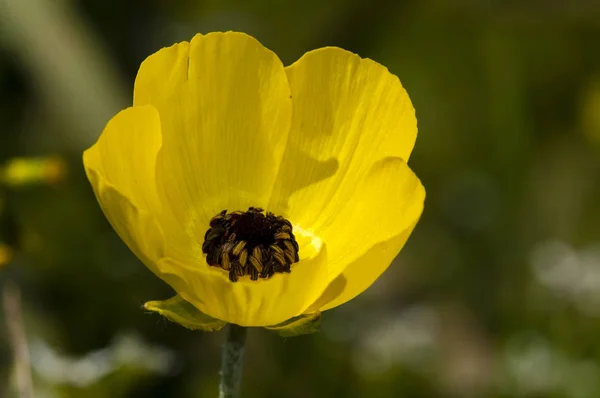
84, 32, 425, 328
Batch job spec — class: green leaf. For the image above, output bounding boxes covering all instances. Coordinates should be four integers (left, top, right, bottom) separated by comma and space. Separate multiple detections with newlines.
144, 295, 226, 332
266, 312, 321, 337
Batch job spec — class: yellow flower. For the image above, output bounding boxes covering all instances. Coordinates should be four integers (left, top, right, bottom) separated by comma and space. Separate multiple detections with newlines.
1, 156, 66, 187
83, 32, 425, 328
0, 243, 13, 269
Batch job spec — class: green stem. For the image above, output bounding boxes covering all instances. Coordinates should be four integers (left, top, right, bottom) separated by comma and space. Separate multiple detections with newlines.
218, 324, 247, 398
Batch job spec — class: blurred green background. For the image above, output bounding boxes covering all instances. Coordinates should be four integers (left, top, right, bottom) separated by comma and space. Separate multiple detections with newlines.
2, 1, 600, 397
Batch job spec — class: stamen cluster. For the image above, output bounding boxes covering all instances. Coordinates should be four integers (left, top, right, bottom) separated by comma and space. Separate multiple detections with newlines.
202, 207, 300, 282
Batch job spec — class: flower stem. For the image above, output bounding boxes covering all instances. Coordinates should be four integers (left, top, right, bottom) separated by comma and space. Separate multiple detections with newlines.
218, 324, 247, 398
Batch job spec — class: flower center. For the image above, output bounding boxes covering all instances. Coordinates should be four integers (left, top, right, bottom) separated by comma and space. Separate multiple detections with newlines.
202, 207, 300, 282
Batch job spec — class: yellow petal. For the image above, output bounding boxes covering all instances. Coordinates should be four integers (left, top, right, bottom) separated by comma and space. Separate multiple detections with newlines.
268, 45, 421, 301
313, 221, 419, 312
134, 32, 292, 234
327, 157, 423, 278
85, 169, 195, 298
159, 242, 330, 327
307, 158, 424, 311
83, 105, 165, 268
83, 105, 162, 212
280, 156, 424, 308
269, 47, 417, 225
83, 106, 198, 275
84, 168, 164, 272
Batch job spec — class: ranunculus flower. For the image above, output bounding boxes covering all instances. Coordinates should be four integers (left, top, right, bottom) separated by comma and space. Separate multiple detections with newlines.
84, 32, 424, 330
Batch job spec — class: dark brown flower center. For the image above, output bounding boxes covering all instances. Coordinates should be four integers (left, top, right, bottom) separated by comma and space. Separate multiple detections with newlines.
202, 207, 300, 282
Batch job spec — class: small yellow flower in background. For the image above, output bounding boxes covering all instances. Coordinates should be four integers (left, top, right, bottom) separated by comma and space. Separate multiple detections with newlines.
1, 156, 66, 187
0, 243, 13, 270
83, 32, 425, 330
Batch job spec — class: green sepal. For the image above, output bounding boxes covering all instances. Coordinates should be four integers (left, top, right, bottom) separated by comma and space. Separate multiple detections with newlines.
266, 312, 321, 337
144, 295, 226, 332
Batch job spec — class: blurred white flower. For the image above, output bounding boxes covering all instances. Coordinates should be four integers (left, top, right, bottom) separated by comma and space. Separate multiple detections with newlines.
531, 239, 600, 315
29, 331, 178, 387
351, 305, 438, 375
